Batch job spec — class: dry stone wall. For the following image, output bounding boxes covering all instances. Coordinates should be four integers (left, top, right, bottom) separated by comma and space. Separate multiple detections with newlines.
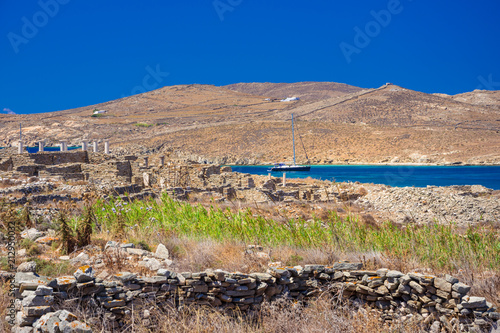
10, 263, 499, 332
0, 156, 13, 171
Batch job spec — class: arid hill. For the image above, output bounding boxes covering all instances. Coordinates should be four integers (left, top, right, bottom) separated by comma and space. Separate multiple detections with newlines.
224, 81, 364, 102
441, 90, 500, 109
1, 82, 499, 165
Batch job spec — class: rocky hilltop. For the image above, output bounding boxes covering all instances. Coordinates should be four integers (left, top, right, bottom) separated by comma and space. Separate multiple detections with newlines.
0, 82, 499, 165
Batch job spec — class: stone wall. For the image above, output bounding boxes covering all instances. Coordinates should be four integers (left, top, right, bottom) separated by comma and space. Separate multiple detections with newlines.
0, 156, 13, 171
10, 264, 499, 332
27, 151, 89, 165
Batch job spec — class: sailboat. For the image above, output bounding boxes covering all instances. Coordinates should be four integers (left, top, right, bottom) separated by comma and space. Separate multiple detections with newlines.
270, 113, 311, 172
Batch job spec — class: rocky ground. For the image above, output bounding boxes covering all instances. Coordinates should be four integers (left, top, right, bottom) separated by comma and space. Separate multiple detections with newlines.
354, 184, 500, 227
1, 170, 499, 229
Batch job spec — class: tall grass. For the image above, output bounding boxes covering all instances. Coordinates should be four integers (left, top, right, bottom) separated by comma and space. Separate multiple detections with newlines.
91, 193, 500, 272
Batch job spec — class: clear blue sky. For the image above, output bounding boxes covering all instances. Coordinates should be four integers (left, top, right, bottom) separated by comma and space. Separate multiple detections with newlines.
1, 0, 499, 114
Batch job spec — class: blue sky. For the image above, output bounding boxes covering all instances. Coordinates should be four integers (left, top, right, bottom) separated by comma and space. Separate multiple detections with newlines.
1, 0, 499, 114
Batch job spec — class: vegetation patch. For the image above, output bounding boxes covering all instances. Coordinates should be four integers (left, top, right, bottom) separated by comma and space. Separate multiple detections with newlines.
134, 122, 154, 128
26, 257, 75, 277
92, 194, 500, 272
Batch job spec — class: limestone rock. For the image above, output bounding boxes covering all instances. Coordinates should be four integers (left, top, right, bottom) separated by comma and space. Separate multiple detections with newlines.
155, 243, 169, 259
70, 252, 90, 265
35, 285, 53, 296
105, 241, 119, 250
56, 276, 77, 290
445, 274, 459, 284
114, 272, 137, 283
332, 262, 363, 271
452, 282, 471, 294
386, 270, 404, 278
461, 296, 486, 309
74, 266, 94, 283
17, 261, 37, 273
138, 258, 161, 271
22, 294, 54, 307
20, 228, 44, 241
434, 277, 452, 292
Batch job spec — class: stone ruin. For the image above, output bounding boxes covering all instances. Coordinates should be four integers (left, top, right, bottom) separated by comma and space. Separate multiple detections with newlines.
2, 149, 499, 228
7, 261, 499, 332
0, 149, 343, 206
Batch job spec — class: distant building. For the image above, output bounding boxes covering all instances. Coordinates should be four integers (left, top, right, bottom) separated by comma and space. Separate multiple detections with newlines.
93, 110, 107, 115
280, 97, 300, 102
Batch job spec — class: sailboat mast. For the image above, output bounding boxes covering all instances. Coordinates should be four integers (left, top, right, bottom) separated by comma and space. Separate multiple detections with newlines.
292, 113, 296, 165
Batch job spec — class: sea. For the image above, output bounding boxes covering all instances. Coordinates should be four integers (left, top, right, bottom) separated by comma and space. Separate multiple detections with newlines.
229, 165, 500, 190
25, 146, 82, 154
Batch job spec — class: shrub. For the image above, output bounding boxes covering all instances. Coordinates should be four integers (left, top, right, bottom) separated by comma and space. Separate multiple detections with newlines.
77, 208, 95, 248
57, 212, 76, 254
134, 122, 153, 128
27, 257, 74, 277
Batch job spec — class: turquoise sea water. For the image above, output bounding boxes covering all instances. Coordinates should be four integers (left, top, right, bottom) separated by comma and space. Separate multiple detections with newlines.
25, 146, 82, 153
229, 165, 500, 190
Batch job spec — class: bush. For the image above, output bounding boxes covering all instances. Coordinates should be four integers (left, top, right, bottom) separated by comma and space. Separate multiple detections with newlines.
134, 122, 153, 128
20, 238, 41, 256
57, 212, 76, 254
27, 257, 74, 277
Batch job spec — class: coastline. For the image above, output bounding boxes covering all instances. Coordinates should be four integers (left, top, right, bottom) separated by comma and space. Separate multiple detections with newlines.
226, 162, 500, 167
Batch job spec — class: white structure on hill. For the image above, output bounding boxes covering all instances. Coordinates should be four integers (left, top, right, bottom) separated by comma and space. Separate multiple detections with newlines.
280, 97, 300, 102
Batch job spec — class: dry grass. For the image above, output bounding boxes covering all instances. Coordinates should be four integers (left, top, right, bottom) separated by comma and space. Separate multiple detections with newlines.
69, 296, 426, 333
0, 282, 14, 333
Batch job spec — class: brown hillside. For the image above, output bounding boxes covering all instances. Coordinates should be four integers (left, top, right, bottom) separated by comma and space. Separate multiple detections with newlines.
1, 82, 499, 165
224, 82, 364, 102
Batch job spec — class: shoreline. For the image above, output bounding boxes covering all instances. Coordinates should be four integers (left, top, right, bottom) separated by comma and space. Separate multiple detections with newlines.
227, 164, 500, 190
226, 162, 500, 167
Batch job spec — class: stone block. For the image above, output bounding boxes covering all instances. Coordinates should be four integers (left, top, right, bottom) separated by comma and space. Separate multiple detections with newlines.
35, 285, 53, 296
461, 296, 486, 309
114, 272, 137, 283
434, 277, 452, 292
21, 295, 54, 307
452, 282, 471, 294
74, 266, 94, 283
